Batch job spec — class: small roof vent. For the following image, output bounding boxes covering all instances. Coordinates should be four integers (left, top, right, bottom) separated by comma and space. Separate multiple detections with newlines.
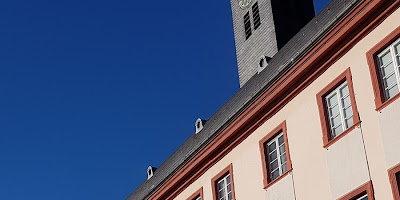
257, 55, 272, 74
195, 118, 207, 134
147, 166, 157, 180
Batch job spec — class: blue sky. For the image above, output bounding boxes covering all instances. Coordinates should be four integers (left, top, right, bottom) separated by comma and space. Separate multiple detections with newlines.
0, 0, 330, 199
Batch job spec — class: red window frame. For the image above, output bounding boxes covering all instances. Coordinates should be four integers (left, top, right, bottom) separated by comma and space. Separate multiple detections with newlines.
186, 187, 203, 200
211, 164, 236, 200
316, 68, 360, 148
366, 26, 400, 111
258, 121, 292, 189
388, 163, 400, 200
337, 181, 374, 200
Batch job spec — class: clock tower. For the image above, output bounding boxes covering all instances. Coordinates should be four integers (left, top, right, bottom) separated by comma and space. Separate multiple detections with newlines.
230, 0, 315, 87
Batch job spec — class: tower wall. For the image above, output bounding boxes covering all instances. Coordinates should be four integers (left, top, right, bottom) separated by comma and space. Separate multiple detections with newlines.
230, 0, 315, 87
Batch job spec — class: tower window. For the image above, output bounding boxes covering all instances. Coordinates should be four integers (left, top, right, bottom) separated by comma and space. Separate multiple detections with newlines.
244, 12, 252, 39
252, 2, 261, 30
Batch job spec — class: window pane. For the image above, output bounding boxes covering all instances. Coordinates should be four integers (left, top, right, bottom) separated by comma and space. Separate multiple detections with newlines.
227, 193, 232, 200
340, 85, 349, 97
331, 115, 342, 127
280, 153, 287, 164
343, 106, 353, 119
332, 124, 343, 138
380, 50, 392, 65
395, 42, 400, 64
268, 142, 276, 152
327, 93, 338, 106
397, 56, 400, 66
395, 43, 400, 55
270, 160, 278, 170
269, 150, 277, 161
387, 84, 399, 99
271, 169, 279, 180
384, 72, 398, 88
218, 190, 225, 200
278, 135, 284, 145
281, 163, 287, 173
279, 145, 286, 155
342, 95, 351, 108
218, 180, 225, 191
381, 61, 395, 77
225, 174, 230, 184
227, 184, 231, 193
329, 104, 340, 116
345, 117, 353, 129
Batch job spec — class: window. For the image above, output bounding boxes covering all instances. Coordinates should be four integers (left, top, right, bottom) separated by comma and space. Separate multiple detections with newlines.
388, 163, 400, 200
217, 174, 232, 200
325, 82, 353, 138
211, 164, 235, 200
316, 68, 360, 148
337, 181, 374, 200
367, 26, 400, 111
376, 41, 400, 100
259, 121, 292, 189
252, 2, 261, 30
243, 2, 261, 40
186, 188, 203, 200
244, 12, 252, 39
266, 132, 287, 181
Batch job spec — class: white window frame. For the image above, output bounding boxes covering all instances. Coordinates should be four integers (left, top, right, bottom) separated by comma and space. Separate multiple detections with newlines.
217, 174, 232, 200
377, 37, 400, 100
194, 196, 201, 200
266, 132, 287, 181
325, 81, 353, 139
355, 194, 368, 200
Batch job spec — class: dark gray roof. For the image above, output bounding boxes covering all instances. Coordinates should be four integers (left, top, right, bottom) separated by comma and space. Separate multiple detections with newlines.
126, 0, 361, 199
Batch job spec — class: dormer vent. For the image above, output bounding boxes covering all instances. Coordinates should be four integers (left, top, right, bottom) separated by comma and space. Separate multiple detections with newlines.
147, 166, 157, 180
195, 118, 207, 134
257, 55, 272, 74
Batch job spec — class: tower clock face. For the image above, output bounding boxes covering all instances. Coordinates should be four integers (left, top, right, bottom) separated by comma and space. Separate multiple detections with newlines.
238, 0, 252, 9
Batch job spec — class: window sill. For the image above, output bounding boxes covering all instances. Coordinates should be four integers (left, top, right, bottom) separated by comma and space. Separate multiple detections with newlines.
323, 121, 361, 149
376, 92, 400, 111
263, 168, 293, 190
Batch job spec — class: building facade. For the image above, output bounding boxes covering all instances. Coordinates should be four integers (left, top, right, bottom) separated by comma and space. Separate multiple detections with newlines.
127, 0, 400, 199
